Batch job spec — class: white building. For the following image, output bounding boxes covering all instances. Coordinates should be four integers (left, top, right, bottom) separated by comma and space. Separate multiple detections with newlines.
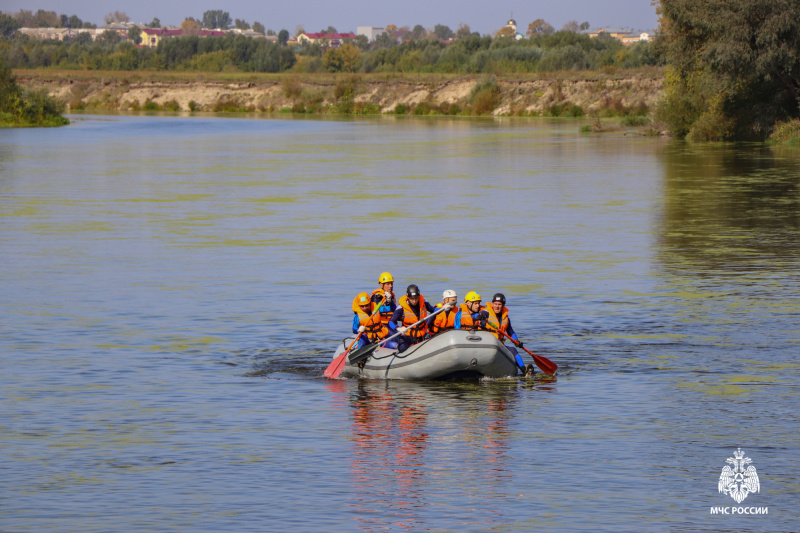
357, 26, 385, 41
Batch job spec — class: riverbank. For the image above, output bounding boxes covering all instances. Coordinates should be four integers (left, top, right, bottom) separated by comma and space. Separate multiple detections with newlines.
16, 69, 664, 120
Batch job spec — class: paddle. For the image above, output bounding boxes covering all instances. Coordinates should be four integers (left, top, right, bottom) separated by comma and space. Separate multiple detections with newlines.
489, 326, 558, 375
348, 303, 450, 365
324, 296, 385, 379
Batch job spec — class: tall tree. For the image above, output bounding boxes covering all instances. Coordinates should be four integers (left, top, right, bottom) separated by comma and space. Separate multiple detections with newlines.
146, 18, 160, 28
579, 21, 590, 31
562, 20, 579, 32
655, 0, 800, 139
252, 21, 265, 34
527, 19, 554, 36
411, 24, 426, 40
235, 19, 250, 30
202, 10, 231, 30
128, 25, 142, 44
278, 29, 290, 45
455, 23, 473, 40
433, 24, 454, 40
0, 13, 21, 38
104, 11, 129, 24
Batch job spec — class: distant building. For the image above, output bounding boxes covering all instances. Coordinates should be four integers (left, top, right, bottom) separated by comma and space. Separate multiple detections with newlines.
297, 32, 357, 47
139, 28, 228, 48
585, 27, 650, 45
18, 27, 119, 41
502, 17, 525, 40
357, 26, 385, 41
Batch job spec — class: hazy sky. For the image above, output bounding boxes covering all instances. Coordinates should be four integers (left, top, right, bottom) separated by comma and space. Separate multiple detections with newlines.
3, 1, 659, 33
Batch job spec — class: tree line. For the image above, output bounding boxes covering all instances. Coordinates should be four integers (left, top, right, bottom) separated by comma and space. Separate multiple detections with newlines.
0, 28, 658, 74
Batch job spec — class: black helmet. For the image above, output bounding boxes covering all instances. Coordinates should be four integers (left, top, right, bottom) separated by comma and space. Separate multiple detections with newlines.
406, 284, 420, 297
492, 293, 506, 304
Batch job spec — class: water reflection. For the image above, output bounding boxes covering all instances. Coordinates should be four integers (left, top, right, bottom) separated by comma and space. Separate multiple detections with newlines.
658, 143, 800, 275
325, 378, 555, 531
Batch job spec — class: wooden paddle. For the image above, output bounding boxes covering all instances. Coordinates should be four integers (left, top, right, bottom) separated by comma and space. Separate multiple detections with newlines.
324, 296, 385, 379
347, 303, 450, 365
489, 326, 558, 375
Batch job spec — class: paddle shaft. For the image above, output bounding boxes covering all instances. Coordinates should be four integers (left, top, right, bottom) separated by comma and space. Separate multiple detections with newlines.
488, 325, 558, 375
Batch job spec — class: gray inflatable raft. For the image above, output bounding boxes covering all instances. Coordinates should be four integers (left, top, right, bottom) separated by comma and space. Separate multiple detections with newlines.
332, 329, 521, 380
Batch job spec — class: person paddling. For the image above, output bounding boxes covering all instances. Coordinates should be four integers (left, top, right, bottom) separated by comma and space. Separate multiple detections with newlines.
389, 284, 436, 353
371, 272, 397, 328
455, 291, 486, 330
351, 292, 386, 350
428, 289, 458, 335
483, 293, 527, 373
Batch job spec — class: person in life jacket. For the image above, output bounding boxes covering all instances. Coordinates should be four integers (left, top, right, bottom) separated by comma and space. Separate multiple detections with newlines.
483, 293, 526, 371
389, 284, 436, 353
428, 289, 458, 335
351, 292, 387, 350
371, 272, 397, 328
455, 291, 486, 330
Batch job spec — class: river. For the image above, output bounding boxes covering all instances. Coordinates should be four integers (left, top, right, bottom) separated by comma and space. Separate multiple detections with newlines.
1, 114, 798, 532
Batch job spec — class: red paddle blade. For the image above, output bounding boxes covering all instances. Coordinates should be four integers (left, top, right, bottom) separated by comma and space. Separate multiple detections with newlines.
532, 353, 558, 375
324, 351, 348, 378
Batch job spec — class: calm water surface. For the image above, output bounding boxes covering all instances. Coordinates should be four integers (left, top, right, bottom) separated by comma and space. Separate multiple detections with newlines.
1, 114, 798, 532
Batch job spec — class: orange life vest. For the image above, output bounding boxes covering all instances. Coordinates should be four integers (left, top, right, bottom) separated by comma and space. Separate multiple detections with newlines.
430, 303, 457, 335
458, 303, 485, 330
398, 294, 428, 339
352, 295, 386, 341
484, 306, 510, 340
371, 288, 395, 326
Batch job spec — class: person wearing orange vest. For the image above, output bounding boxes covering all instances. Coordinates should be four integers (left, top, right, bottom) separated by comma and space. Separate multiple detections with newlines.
351, 292, 387, 350
483, 293, 525, 371
428, 289, 458, 335
371, 272, 397, 328
389, 284, 436, 353
455, 291, 486, 330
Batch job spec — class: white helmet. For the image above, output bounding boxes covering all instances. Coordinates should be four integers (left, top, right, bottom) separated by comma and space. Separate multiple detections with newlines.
442, 289, 457, 299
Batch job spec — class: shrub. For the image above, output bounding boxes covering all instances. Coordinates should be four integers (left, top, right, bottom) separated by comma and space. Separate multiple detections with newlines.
769, 119, 800, 144
470, 75, 501, 115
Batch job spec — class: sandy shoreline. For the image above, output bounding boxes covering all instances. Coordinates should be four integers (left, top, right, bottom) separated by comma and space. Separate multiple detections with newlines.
17, 71, 664, 117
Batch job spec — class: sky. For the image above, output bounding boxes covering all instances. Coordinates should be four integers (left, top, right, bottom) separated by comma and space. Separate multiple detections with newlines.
2, 1, 659, 34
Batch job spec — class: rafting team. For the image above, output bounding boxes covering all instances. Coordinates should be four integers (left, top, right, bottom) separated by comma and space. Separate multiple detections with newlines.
350, 272, 527, 368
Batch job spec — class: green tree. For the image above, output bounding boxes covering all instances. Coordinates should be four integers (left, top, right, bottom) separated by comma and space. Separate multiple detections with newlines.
433, 24, 454, 40
235, 19, 250, 30
655, 0, 800, 140
411, 25, 426, 40
278, 29, 289, 45
527, 19, 554, 36
454, 23, 474, 40
252, 21, 265, 34
202, 10, 231, 29
128, 25, 142, 45
1, 13, 21, 38
68, 15, 83, 29
579, 21, 590, 31
104, 11, 129, 24
146, 18, 160, 28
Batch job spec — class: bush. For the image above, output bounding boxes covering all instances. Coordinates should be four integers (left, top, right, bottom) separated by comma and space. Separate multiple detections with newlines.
769, 119, 800, 144
470, 74, 501, 115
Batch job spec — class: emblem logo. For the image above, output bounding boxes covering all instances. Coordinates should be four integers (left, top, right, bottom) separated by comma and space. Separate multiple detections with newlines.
718, 448, 760, 504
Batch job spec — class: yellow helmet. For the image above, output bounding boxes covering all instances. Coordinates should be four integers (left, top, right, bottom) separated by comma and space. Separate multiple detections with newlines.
356, 292, 371, 306
378, 272, 394, 284
464, 291, 481, 302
